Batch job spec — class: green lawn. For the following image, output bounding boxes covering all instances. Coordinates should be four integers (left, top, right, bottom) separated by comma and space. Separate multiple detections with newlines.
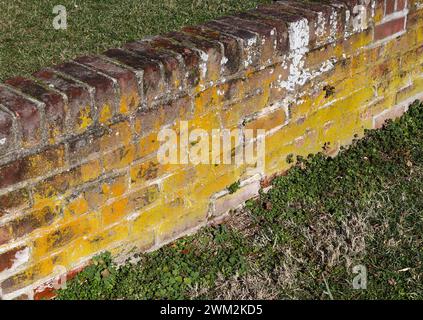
57, 101, 423, 300
0, 0, 270, 81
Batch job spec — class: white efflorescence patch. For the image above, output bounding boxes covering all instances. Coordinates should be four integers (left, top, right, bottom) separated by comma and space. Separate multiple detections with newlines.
344, 9, 352, 37
277, 19, 312, 92
221, 55, 228, 66
316, 12, 326, 44
289, 18, 310, 50
199, 51, 209, 79
329, 10, 338, 42
276, 18, 336, 102
371, 0, 376, 17
8, 247, 30, 272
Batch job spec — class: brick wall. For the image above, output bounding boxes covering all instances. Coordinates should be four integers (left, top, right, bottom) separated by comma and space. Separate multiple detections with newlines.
0, 0, 422, 299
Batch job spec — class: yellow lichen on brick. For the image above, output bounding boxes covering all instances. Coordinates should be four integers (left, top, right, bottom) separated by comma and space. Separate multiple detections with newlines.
99, 103, 113, 124
119, 91, 140, 114
78, 106, 93, 131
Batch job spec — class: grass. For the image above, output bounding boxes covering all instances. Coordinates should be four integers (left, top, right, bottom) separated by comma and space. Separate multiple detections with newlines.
0, 0, 271, 81
57, 100, 423, 300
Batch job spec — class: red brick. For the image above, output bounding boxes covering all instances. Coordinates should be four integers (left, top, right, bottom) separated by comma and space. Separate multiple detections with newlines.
182, 25, 242, 75
163, 31, 223, 82
32, 160, 100, 200
253, 6, 311, 50
0, 86, 42, 147
216, 15, 278, 63
232, 12, 289, 53
134, 96, 192, 137
5, 77, 66, 141
204, 20, 261, 68
0, 246, 28, 273
67, 127, 104, 165
146, 37, 201, 88
374, 17, 406, 41
53, 62, 116, 123
9, 205, 61, 239
0, 225, 12, 246
0, 188, 30, 216
103, 48, 165, 105
385, 0, 396, 15
0, 107, 16, 154
263, 2, 322, 47
0, 144, 65, 189
34, 68, 94, 134
75, 55, 141, 114
124, 41, 185, 93
396, 0, 407, 11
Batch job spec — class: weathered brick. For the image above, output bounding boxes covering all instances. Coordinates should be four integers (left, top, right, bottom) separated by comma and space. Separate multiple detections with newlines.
5, 77, 66, 142
130, 159, 160, 186
99, 120, 132, 151
164, 31, 223, 84
145, 37, 201, 88
397, 0, 407, 11
53, 62, 116, 124
0, 107, 16, 154
75, 55, 141, 114
0, 225, 12, 246
128, 184, 160, 212
266, 1, 322, 47
374, 103, 408, 128
204, 20, 262, 69
134, 95, 192, 137
103, 48, 165, 105
0, 144, 65, 189
33, 212, 99, 258
244, 106, 288, 132
232, 12, 289, 54
212, 177, 260, 217
67, 119, 132, 165
103, 144, 136, 171
101, 184, 159, 226
182, 25, 242, 75
0, 188, 30, 216
67, 129, 102, 165
63, 193, 89, 219
34, 68, 94, 134
254, 5, 312, 50
221, 92, 269, 128
74, 223, 131, 259
0, 85, 43, 148
0, 246, 29, 273
216, 15, 278, 65
9, 204, 61, 239
0, 253, 62, 295
82, 174, 128, 210
136, 132, 161, 160
124, 41, 184, 93
385, 0, 396, 15
374, 17, 406, 41
32, 159, 101, 202
277, 0, 337, 42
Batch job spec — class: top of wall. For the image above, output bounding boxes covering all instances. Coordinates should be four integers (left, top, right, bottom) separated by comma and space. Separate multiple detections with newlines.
0, 0, 418, 167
